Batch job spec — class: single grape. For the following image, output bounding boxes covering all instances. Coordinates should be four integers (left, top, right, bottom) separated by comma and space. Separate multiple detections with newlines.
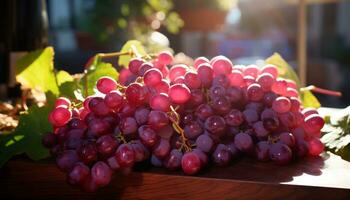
144, 68, 163, 87
195, 134, 214, 153
253, 121, 269, 138
181, 152, 201, 175
88, 97, 110, 116
150, 93, 171, 112
163, 149, 183, 170
243, 65, 259, 78
194, 56, 209, 69
228, 70, 244, 87
197, 63, 214, 88
116, 144, 135, 168
269, 143, 292, 165
286, 88, 298, 98
128, 58, 144, 75
271, 78, 288, 96
49, 106, 72, 127
134, 107, 150, 125
279, 112, 297, 128
247, 83, 264, 102
286, 79, 297, 89
138, 62, 154, 76
55, 97, 71, 108
88, 118, 111, 136
279, 132, 295, 148
255, 141, 270, 161
96, 135, 118, 156
211, 96, 231, 115
211, 56, 233, 76
256, 73, 275, 92
169, 64, 188, 82
153, 138, 171, 159
148, 110, 169, 130
272, 97, 291, 113
260, 64, 278, 79
303, 114, 325, 134
168, 84, 191, 104
96, 76, 117, 94
234, 133, 253, 153
243, 75, 255, 87
125, 83, 148, 106
188, 89, 205, 107
262, 117, 280, 131
308, 137, 324, 156
154, 79, 170, 94
78, 143, 97, 164
209, 85, 226, 98
157, 51, 173, 65
212, 144, 231, 166
204, 115, 226, 136
91, 161, 112, 187
184, 71, 201, 89
104, 90, 123, 110
56, 150, 79, 172
184, 121, 203, 139
131, 140, 147, 162
173, 76, 185, 84
195, 104, 214, 121
157, 124, 174, 139
301, 108, 319, 118
243, 108, 259, 124
119, 68, 136, 86
225, 109, 244, 126
138, 125, 159, 147
68, 162, 90, 185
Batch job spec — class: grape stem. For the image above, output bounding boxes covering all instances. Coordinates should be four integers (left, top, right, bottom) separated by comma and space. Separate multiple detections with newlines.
168, 106, 192, 152
300, 85, 342, 97
117, 133, 127, 144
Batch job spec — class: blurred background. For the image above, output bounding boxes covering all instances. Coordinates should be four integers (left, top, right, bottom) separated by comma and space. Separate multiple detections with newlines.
1, 0, 350, 107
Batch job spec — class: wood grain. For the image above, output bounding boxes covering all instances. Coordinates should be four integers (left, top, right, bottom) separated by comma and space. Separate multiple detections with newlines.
1, 152, 350, 199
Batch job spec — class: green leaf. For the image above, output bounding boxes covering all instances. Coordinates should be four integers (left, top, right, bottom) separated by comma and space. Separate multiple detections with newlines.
265, 53, 301, 88
265, 53, 321, 108
321, 106, 350, 161
56, 70, 78, 99
300, 90, 321, 108
16, 47, 59, 95
80, 61, 119, 96
118, 40, 146, 67
0, 105, 53, 167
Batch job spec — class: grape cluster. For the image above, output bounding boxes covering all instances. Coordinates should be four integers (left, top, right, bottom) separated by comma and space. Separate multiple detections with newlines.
43, 51, 325, 192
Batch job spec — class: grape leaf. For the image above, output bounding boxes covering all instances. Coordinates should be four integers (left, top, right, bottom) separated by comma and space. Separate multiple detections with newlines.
118, 40, 146, 67
321, 106, 350, 161
16, 47, 59, 95
265, 53, 321, 108
0, 105, 53, 167
80, 61, 119, 96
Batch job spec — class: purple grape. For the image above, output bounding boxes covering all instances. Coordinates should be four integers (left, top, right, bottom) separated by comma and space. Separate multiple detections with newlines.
212, 144, 231, 166
255, 141, 270, 161
68, 162, 90, 185
153, 139, 171, 159
211, 96, 231, 115
163, 149, 183, 170
243, 108, 259, 124
134, 107, 150, 125
91, 161, 112, 187
116, 144, 135, 168
96, 135, 118, 156
225, 109, 244, 126
269, 143, 292, 165
204, 115, 226, 136
195, 104, 214, 121
195, 134, 214, 153
148, 110, 169, 130
226, 86, 242, 103
138, 125, 159, 147
181, 152, 201, 175
56, 150, 79, 172
234, 133, 253, 153
279, 132, 295, 148
184, 121, 203, 139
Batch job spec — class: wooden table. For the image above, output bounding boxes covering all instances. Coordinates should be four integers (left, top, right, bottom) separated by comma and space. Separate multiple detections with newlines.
1, 152, 350, 199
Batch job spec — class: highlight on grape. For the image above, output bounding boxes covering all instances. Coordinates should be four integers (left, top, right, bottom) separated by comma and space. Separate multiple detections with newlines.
43, 51, 324, 192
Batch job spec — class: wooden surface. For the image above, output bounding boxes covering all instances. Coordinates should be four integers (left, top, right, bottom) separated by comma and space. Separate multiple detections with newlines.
1, 152, 350, 199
